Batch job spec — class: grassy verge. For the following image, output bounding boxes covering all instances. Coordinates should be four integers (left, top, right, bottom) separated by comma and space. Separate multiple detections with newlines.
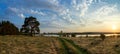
63, 38, 90, 54
58, 38, 72, 54
58, 37, 90, 54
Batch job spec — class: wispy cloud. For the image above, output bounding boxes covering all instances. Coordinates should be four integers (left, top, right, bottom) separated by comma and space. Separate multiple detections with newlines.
71, 0, 93, 17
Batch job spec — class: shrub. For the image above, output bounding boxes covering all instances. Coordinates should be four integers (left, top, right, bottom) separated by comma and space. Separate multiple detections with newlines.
100, 34, 105, 41
71, 33, 76, 37
0, 21, 19, 35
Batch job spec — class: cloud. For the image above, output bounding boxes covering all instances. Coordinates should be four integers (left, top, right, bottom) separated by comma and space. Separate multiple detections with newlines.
8, 7, 47, 19
9, 7, 18, 12
18, 14, 25, 19
41, 20, 66, 29
71, 0, 93, 17
0, 0, 120, 32
86, 4, 119, 26
30, 10, 45, 16
1, 0, 75, 26
94, 5, 117, 17
80, 0, 93, 17
48, 0, 59, 6
4, 0, 55, 9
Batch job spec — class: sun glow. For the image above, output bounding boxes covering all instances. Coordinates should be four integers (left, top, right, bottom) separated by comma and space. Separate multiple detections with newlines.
112, 25, 117, 30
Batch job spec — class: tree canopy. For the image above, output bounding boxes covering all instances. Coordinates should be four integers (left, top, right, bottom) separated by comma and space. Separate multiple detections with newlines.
0, 21, 19, 35
20, 16, 40, 36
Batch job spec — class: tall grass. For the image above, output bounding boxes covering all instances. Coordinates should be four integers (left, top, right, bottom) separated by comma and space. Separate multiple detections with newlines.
0, 36, 55, 54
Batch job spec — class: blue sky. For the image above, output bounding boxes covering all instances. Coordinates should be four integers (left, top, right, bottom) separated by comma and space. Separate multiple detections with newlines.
0, 0, 120, 32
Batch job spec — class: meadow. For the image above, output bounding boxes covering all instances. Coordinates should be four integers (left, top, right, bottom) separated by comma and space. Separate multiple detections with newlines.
0, 36, 120, 54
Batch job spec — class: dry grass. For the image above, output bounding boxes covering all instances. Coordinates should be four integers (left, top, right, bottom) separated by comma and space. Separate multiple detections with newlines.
0, 36, 60, 54
0, 36, 120, 54
68, 37, 120, 54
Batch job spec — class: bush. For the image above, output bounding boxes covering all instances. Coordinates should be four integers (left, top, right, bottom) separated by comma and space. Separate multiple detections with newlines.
0, 21, 19, 35
71, 34, 76, 37
100, 34, 105, 41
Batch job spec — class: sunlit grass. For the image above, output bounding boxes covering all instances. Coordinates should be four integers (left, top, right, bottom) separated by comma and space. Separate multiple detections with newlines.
0, 36, 57, 54
69, 37, 120, 54
0, 36, 120, 54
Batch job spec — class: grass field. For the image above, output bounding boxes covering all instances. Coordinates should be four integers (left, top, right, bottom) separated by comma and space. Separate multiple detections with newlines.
0, 36, 120, 54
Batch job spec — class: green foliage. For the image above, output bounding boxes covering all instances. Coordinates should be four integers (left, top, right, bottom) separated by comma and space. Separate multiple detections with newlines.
20, 16, 40, 36
0, 21, 19, 35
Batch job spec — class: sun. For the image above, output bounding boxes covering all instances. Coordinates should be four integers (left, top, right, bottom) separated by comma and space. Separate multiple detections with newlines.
112, 25, 117, 30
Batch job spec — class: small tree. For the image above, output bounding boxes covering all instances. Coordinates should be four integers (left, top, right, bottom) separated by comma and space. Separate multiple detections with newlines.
20, 16, 40, 36
100, 34, 106, 41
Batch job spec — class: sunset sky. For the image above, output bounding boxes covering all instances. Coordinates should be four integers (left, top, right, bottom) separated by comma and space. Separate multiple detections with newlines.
0, 0, 120, 32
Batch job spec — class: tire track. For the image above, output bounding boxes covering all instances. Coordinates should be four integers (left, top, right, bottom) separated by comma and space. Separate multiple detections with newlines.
58, 38, 74, 54
50, 38, 58, 54
59, 38, 90, 54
